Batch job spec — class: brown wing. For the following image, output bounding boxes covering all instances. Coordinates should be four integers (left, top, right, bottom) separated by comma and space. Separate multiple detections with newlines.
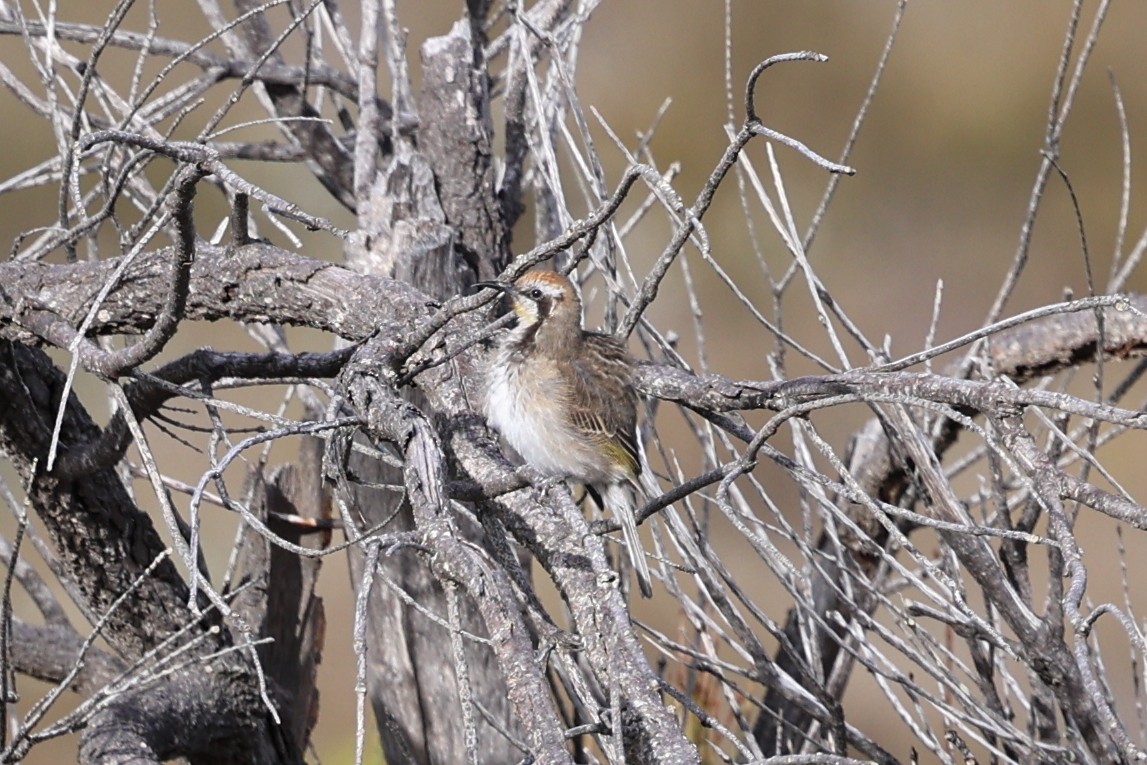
568, 333, 640, 478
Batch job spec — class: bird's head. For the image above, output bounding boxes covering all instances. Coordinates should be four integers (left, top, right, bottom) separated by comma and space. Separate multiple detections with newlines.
475, 270, 581, 331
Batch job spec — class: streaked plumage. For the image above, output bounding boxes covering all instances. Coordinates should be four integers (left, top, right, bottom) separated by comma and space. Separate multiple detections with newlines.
478, 270, 652, 597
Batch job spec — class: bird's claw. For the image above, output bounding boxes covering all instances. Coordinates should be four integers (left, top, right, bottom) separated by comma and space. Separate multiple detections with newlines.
515, 466, 566, 494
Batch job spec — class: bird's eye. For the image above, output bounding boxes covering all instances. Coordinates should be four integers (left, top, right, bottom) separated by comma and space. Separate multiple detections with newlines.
528, 288, 544, 299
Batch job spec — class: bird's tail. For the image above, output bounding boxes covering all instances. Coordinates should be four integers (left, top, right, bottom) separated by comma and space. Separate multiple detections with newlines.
603, 482, 653, 598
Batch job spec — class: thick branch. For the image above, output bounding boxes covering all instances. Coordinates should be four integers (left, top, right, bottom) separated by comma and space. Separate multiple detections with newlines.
0, 340, 305, 764
0, 243, 428, 345
343, 343, 571, 764
78, 664, 287, 765
8, 619, 125, 695
419, 19, 509, 278
0, 340, 208, 657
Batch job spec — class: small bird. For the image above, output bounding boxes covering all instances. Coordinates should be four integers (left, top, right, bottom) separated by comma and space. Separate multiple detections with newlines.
476, 269, 653, 597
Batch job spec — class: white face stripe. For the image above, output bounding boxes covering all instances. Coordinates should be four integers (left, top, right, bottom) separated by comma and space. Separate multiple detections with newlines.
509, 292, 540, 324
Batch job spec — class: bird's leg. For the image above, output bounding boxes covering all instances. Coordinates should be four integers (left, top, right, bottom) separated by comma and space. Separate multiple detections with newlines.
583, 483, 605, 510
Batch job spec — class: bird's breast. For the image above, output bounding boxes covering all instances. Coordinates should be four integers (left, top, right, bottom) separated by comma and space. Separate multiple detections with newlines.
484, 350, 593, 479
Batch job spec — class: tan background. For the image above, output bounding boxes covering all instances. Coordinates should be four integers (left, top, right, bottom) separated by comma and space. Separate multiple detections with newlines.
3, 1, 1146, 762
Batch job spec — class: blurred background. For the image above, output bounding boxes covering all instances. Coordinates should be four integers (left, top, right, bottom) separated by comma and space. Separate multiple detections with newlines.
2, 1, 1146, 762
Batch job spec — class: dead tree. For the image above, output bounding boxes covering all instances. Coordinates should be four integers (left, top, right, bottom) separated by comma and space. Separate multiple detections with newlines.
0, 1, 1144, 764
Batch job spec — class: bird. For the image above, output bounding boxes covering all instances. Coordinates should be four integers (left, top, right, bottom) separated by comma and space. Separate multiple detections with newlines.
475, 269, 653, 597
